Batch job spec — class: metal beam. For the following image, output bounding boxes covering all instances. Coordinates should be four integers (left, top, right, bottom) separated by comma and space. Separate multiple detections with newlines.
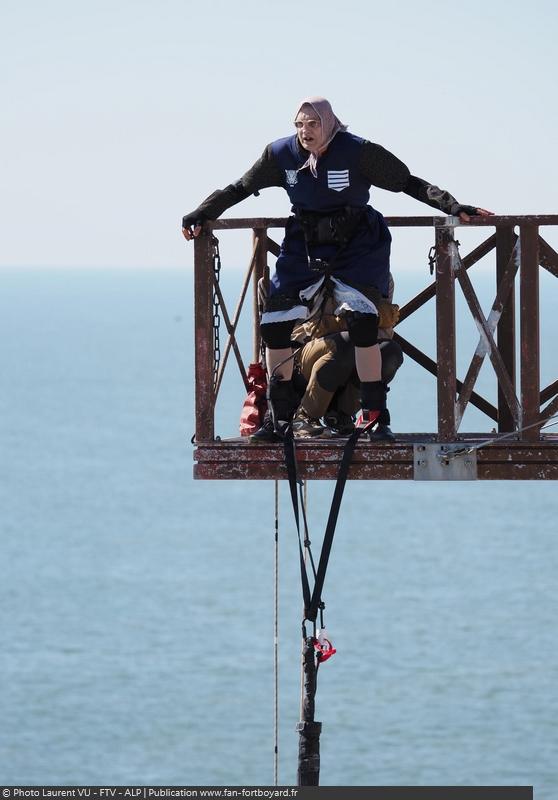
194, 436, 558, 480
520, 225, 541, 440
496, 227, 518, 432
194, 233, 215, 441
435, 226, 457, 440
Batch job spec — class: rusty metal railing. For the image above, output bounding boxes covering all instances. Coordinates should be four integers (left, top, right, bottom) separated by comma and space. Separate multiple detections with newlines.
193, 215, 558, 443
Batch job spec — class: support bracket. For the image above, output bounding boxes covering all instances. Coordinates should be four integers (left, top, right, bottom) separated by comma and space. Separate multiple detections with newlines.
413, 443, 478, 481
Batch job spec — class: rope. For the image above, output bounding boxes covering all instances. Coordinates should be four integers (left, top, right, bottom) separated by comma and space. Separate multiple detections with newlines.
273, 480, 279, 786
299, 482, 319, 586
441, 412, 558, 461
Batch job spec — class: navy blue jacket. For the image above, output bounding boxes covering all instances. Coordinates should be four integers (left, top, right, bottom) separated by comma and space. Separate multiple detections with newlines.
271, 132, 371, 213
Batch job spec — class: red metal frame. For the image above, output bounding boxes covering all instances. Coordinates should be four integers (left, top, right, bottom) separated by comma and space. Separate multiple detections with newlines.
193, 215, 558, 480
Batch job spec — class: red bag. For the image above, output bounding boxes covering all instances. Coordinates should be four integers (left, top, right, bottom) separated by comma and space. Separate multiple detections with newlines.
239, 362, 268, 436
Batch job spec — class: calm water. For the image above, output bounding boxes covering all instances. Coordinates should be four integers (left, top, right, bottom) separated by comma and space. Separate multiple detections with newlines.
0, 266, 557, 793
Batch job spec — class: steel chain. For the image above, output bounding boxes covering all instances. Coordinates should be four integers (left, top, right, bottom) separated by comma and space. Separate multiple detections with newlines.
428, 245, 437, 275
428, 237, 460, 275
211, 234, 221, 391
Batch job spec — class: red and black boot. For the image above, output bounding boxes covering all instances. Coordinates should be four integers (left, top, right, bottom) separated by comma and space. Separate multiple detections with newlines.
358, 381, 396, 443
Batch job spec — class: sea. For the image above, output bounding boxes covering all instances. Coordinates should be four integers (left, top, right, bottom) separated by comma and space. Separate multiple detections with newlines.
0, 264, 557, 794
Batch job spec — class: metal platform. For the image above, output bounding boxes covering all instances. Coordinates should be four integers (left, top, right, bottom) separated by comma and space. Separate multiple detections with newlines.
194, 433, 558, 481
192, 214, 558, 481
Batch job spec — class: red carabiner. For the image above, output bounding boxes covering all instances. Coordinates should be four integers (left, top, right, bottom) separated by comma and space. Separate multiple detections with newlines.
314, 632, 336, 663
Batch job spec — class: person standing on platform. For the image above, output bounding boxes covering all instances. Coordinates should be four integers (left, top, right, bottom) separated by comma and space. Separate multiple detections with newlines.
182, 96, 492, 441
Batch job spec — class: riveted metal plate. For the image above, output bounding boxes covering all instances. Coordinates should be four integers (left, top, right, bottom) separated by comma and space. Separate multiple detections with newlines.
413, 443, 478, 481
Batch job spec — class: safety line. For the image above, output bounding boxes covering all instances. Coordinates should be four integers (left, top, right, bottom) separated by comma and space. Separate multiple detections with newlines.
442, 413, 558, 460
273, 479, 279, 786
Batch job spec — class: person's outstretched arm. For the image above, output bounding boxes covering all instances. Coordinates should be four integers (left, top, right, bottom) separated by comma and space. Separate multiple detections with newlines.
358, 140, 493, 221
403, 175, 493, 220
182, 145, 284, 240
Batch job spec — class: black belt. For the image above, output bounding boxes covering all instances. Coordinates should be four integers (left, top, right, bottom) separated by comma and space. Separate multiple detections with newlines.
296, 206, 366, 247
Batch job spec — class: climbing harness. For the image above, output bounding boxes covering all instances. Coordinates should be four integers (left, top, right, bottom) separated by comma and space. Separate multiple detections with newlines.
298, 206, 367, 276
298, 206, 366, 246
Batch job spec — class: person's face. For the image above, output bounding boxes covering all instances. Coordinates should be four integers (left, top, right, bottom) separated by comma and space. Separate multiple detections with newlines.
295, 108, 323, 153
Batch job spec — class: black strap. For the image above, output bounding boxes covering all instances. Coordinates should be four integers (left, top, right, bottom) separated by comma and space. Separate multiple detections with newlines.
306, 427, 360, 622
283, 431, 312, 615
283, 423, 372, 623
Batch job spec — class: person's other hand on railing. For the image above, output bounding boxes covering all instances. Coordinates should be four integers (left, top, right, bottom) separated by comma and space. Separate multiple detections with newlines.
455, 205, 495, 223
182, 213, 204, 241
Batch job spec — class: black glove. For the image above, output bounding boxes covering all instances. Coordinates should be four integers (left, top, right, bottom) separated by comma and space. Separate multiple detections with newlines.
182, 212, 205, 230
450, 203, 478, 217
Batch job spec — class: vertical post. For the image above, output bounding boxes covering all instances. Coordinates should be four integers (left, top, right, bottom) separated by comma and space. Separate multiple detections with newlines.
194, 232, 215, 441
296, 636, 321, 786
252, 227, 269, 363
435, 225, 457, 441
296, 483, 320, 786
520, 224, 540, 441
496, 226, 517, 433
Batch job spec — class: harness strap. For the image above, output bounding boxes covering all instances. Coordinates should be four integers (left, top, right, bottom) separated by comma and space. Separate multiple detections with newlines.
306, 426, 360, 622
284, 420, 376, 624
283, 431, 312, 616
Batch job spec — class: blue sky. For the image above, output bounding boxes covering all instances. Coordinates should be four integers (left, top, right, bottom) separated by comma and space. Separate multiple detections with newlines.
2, 0, 557, 268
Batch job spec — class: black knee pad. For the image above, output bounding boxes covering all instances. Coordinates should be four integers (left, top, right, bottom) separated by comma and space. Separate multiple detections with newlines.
315, 359, 353, 393
260, 320, 296, 349
380, 340, 404, 384
345, 311, 378, 347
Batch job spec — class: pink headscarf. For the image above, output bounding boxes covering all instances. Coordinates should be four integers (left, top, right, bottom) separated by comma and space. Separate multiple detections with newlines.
294, 96, 348, 177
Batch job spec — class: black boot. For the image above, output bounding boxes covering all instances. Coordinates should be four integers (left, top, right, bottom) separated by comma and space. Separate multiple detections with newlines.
249, 409, 279, 443
368, 408, 396, 443
250, 378, 298, 443
359, 381, 395, 443
323, 409, 355, 437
